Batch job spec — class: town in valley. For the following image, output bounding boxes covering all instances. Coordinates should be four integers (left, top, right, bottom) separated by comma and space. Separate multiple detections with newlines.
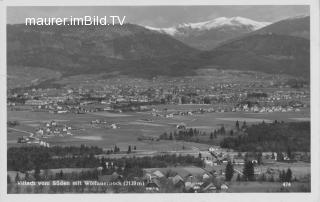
7, 6, 311, 193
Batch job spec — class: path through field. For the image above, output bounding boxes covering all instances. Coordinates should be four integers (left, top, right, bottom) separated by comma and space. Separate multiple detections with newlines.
8, 127, 34, 138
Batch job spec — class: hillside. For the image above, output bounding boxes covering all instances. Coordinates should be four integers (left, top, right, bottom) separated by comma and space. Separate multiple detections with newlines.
7, 19, 310, 80
7, 23, 200, 78
199, 34, 310, 78
252, 16, 310, 39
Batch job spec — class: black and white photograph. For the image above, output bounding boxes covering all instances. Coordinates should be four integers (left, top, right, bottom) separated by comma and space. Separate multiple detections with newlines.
1, 0, 320, 201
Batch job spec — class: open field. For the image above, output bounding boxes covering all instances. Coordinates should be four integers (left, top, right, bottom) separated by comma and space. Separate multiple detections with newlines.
216, 118, 273, 123
7, 107, 310, 151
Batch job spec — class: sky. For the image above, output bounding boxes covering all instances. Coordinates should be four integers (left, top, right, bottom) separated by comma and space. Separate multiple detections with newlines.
7, 6, 309, 27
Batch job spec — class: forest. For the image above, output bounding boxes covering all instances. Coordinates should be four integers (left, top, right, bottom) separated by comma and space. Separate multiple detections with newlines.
220, 121, 310, 152
7, 145, 203, 177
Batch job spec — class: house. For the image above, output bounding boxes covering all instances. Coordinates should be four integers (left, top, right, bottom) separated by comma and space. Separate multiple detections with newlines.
145, 179, 161, 192
25, 99, 47, 106
204, 159, 214, 167
166, 114, 174, 118
36, 129, 44, 136
202, 173, 211, 181
152, 170, 165, 179
144, 170, 165, 181
201, 182, 217, 193
184, 181, 202, 193
221, 184, 229, 190
110, 123, 117, 129
172, 174, 184, 187
176, 124, 186, 130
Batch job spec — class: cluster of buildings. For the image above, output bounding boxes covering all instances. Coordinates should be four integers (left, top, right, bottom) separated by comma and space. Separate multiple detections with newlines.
17, 136, 50, 147
90, 119, 118, 129
7, 76, 309, 116
232, 104, 302, 113
35, 121, 73, 137
142, 166, 229, 193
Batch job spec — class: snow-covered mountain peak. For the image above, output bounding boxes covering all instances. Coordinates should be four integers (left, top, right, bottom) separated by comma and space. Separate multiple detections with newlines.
145, 17, 271, 36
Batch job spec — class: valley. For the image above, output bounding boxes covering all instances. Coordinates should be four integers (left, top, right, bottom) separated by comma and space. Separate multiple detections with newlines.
6, 10, 311, 194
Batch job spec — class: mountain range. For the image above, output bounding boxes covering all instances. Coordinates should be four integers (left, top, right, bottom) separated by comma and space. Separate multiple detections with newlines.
145, 16, 271, 50
7, 15, 310, 81
252, 15, 309, 39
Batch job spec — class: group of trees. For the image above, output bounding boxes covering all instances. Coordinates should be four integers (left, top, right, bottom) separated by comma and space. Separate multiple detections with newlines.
127, 145, 137, 154
279, 168, 293, 182
224, 160, 254, 182
224, 160, 295, 183
160, 128, 205, 141
160, 125, 231, 143
7, 121, 20, 128
99, 154, 203, 179
8, 144, 203, 181
113, 145, 121, 153
8, 145, 103, 172
10, 169, 100, 183
242, 161, 255, 181
225, 161, 234, 181
247, 92, 268, 99
220, 121, 310, 152
235, 120, 247, 131
106, 145, 137, 154
11, 144, 103, 157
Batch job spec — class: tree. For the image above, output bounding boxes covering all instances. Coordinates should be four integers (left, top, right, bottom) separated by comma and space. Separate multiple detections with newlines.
287, 146, 292, 159
25, 172, 30, 181
259, 173, 266, 182
257, 152, 263, 165
236, 120, 240, 131
236, 173, 241, 181
269, 175, 275, 182
161, 132, 168, 140
285, 168, 292, 182
221, 126, 226, 135
243, 161, 255, 181
277, 152, 284, 161
15, 173, 20, 182
242, 121, 247, 129
279, 170, 286, 182
59, 170, 64, 179
225, 161, 234, 181
114, 145, 120, 153
210, 132, 213, 140
214, 130, 217, 138
7, 175, 11, 184
34, 166, 41, 181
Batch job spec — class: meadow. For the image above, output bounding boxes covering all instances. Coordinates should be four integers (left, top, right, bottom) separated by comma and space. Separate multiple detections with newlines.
7, 106, 310, 152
